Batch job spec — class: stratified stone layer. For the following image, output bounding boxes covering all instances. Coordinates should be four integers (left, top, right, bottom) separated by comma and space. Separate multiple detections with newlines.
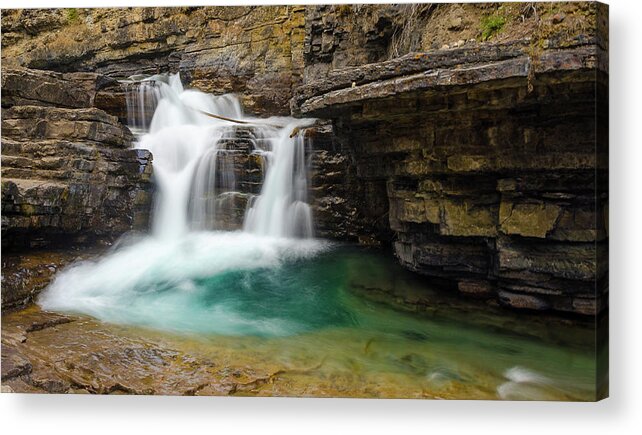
1, 68, 153, 251
293, 37, 608, 315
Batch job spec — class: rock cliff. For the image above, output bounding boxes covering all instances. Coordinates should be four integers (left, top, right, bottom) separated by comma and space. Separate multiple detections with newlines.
1, 6, 305, 116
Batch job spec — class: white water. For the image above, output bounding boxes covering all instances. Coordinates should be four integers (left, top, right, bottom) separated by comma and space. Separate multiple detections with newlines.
126, 73, 315, 238
40, 73, 322, 333
243, 125, 314, 238
38, 231, 328, 335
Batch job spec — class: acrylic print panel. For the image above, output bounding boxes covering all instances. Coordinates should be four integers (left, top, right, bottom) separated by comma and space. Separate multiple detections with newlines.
0, 2, 608, 401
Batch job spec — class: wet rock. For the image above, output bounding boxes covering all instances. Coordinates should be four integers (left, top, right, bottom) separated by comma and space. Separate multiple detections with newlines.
458, 281, 494, 298
498, 290, 550, 311
1, 306, 289, 396
1, 247, 102, 310
26, 315, 73, 332
1, 347, 32, 381
307, 121, 370, 240
572, 297, 600, 316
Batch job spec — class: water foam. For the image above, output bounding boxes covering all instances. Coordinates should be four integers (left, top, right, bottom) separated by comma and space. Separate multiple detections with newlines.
40, 232, 330, 335
496, 366, 558, 400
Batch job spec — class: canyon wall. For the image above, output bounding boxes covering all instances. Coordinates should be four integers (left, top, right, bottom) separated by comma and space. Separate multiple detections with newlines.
1, 4, 608, 315
293, 3, 608, 315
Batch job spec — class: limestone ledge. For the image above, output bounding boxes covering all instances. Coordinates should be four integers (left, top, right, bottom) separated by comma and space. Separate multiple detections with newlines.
292, 41, 601, 117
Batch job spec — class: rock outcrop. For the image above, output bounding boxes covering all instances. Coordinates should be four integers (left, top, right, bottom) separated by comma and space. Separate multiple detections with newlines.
293, 34, 608, 315
1, 247, 101, 310
1, 6, 306, 116
1, 67, 153, 251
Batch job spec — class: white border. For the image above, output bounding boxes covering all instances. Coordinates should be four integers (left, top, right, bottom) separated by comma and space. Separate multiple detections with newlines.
2, 1, 641, 434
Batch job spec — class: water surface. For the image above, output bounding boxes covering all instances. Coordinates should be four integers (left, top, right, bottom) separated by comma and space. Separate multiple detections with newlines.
40, 235, 597, 400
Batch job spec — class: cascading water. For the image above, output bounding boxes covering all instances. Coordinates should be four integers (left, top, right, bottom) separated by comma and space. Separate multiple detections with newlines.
124, 76, 162, 133
244, 123, 314, 238
123, 73, 314, 238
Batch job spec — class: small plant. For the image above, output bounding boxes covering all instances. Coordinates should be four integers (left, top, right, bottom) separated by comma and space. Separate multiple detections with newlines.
66, 8, 79, 23
481, 15, 506, 41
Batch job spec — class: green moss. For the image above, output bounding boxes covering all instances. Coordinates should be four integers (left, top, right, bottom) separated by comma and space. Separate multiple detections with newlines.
480, 15, 506, 41
66, 8, 80, 23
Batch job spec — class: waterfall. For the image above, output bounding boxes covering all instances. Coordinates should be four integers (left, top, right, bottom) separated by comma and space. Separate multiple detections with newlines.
124, 78, 162, 133
243, 125, 313, 238
39, 74, 323, 335
124, 73, 314, 239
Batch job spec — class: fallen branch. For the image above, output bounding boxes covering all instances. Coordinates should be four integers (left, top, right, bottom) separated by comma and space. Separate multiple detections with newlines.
187, 105, 317, 139
289, 126, 301, 138
189, 106, 285, 129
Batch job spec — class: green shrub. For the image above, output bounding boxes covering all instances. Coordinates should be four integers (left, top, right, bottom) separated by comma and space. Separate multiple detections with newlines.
481, 15, 506, 41
66, 8, 79, 23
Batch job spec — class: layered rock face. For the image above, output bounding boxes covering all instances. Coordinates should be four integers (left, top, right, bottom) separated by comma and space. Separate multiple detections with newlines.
1, 67, 153, 250
293, 3, 608, 315
189, 126, 264, 231
294, 34, 608, 315
1, 6, 305, 116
